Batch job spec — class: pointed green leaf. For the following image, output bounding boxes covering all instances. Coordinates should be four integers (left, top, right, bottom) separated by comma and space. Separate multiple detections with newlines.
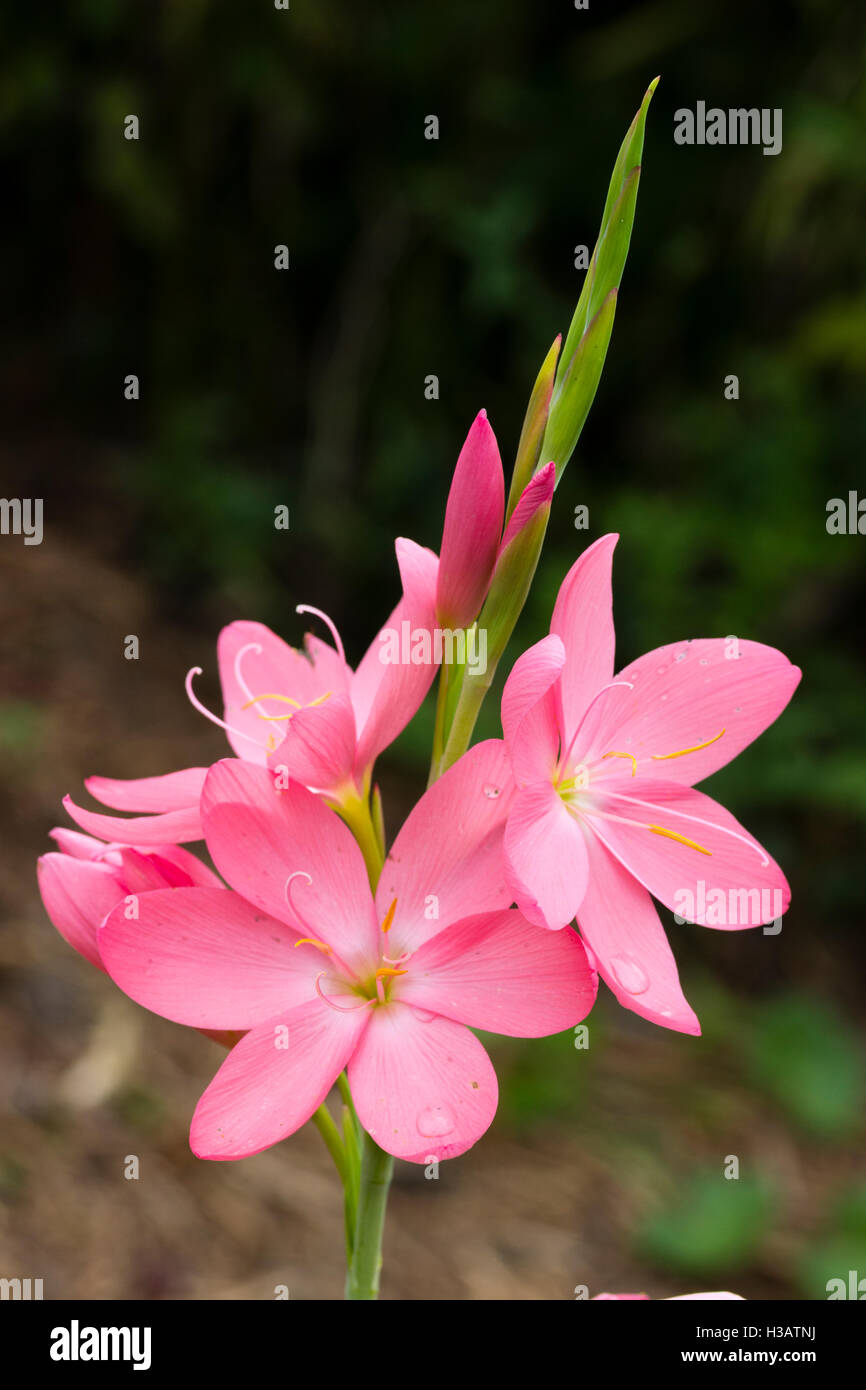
541, 287, 618, 478
506, 333, 561, 521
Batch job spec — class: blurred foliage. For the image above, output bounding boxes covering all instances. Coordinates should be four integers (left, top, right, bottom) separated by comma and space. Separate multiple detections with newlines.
2, 0, 865, 1296
743, 993, 865, 1138
638, 1172, 775, 1273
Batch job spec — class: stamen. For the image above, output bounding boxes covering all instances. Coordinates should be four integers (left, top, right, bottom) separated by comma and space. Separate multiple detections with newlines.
380, 897, 398, 934
374, 966, 408, 979
184, 667, 266, 751
245, 690, 333, 722
648, 824, 712, 856
296, 604, 346, 666
293, 937, 332, 955
651, 728, 726, 761
560, 680, 635, 773
606, 789, 769, 866
602, 750, 637, 777
233, 642, 264, 707
315, 972, 374, 1012
284, 870, 317, 934
242, 692, 302, 710
382, 950, 410, 966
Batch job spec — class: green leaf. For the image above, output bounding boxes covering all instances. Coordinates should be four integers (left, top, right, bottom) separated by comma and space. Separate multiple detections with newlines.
638, 1173, 774, 1274
506, 333, 561, 520
542, 76, 657, 479
744, 993, 865, 1139
541, 288, 618, 476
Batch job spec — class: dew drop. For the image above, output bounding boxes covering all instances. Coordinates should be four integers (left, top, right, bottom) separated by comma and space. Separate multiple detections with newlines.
675, 652, 687, 663
410, 1006, 436, 1023
660, 694, 668, 701
699, 658, 708, 666
482, 784, 501, 798
656, 666, 666, 675
610, 953, 650, 996
734, 706, 741, 713
416, 1104, 456, 1137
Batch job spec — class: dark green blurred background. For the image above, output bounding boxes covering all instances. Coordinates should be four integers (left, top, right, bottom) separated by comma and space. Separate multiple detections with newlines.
1, 0, 864, 1299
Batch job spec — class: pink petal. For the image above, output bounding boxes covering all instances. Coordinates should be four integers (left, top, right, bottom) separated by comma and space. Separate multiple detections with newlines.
348, 1003, 498, 1162
399, 908, 597, 1036
269, 692, 357, 791
577, 638, 801, 786
588, 779, 789, 928
550, 533, 618, 741
499, 460, 555, 551
49, 828, 106, 860
140, 844, 222, 888
503, 781, 590, 929
201, 760, 379, 967
304, 631, 352, 696
191, 997, 370, 1160
62, 795, 203, 845
99, 886, 323, 1029
84, 767, 208, 811
576, 831, 700, 1034
436, 411, 505, 628
37, 853, 121, 969
667, 1292, 744, 1300
501, 634, 565, 784
217, 620, 336, 764
374, 740, 514, 954
351, 538, 440, 775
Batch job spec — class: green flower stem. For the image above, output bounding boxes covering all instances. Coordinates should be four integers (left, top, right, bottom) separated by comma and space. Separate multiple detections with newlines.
427, 660, 451, 786
311, 1103, 349, 1186
345, 1131, 394, 1300
336, 788, 385, 889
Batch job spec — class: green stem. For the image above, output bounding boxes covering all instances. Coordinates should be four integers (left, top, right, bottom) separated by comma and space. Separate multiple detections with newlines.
345, 1131, 394, 1300
311, 1103, 348, 1186
335, 789, 385, 889
427, 662, 451, 787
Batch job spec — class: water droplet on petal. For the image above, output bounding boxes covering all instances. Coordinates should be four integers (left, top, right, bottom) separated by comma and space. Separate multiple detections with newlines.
482, 784, 501, 798
656, 666, 666, 675
660, 693, 668, 701
410, 1006, 436, 1023
609, 953, 650, 996
675, 652, 687, 663
660, 1007, 673, 1018
734, 706, 741, 713
699, 658, 708, 666
416, 1104, 455, 1137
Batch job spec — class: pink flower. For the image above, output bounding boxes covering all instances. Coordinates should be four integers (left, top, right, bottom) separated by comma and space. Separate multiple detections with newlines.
499, 533, 801, 1034
37, 829, 220, 971
593, 1292, 743, 1301
97, 742, 597, 1162
62, 538, 439, 846
436, 410, 505, 628
433, 409, 556, 630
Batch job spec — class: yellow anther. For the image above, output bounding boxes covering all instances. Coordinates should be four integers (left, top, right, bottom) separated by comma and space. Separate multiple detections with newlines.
602, 750, 637, 777
245, 690, 333, 722
242, 692, 302, 710
380, 897, 398, 934
374, 966, 408, 979
647, 825, 712, 856
293, 937, 332, 955
651, 728, 726, 761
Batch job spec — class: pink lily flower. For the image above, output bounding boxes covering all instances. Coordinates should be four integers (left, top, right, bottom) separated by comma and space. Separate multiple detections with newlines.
37, 828, 221, 972
593, 1292, 743, 1300
436, 410, 505, 628
97, 742, 597, 1162
433, 409, 557, 631
61, 538, 439, 847
499, 533, 801, 1034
